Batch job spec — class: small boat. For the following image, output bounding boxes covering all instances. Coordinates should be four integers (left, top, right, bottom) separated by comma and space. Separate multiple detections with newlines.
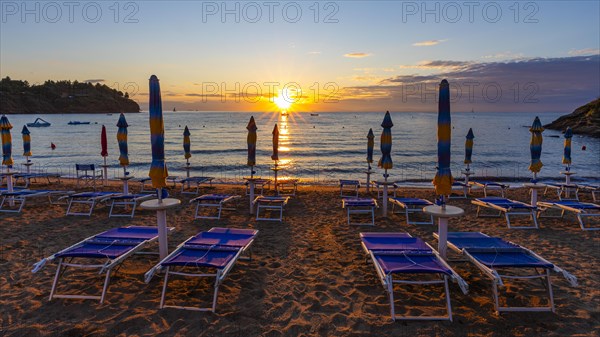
27, 118, 51, 127
68, 121, 91, 125
173, 107, 177, 112
310, 113, 319, 116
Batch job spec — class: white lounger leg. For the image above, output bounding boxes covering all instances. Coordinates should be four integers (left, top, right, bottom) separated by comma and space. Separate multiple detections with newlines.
160, 266, 170, 309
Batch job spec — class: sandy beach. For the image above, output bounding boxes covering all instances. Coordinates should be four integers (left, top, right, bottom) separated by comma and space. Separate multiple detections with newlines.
0, 179, 598, 337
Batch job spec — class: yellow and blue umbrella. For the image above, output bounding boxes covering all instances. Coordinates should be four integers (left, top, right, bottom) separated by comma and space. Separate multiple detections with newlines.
528, 116, 544, 180
271, 124, 279, 162
22, 125, 32, 158
117, 113, 129, 167
367, 128, 374, 170
247, 116, 257, 175
183, 125, 191, 161
0, 115, 13, 168
562, 127, 573, 169
464, 128, 474, 168
378, 111, 393, 170
433, 79, 454, 197
148, 75, 168, 190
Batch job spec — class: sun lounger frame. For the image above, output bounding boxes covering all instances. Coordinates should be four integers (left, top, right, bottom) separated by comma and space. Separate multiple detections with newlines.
276, 179, 299, 196
450, 181, 469, 199
244, 178, 271, 196
189, 194, 240, 219
469, 181, 509, 197
62, 192, 120, 216
389, 197, 434, 225
339, 179, 360, 197
544, 183, 579, 201
537, 201, 600, 230
179, 176, 214, 195
360, 233, 468, 321
472, 198, 539, 229
342, 198, 378, 226
439, 232, 577, 314
253, 196, 290, 222
14, 172, 62, 188
32, 226, 173, 304
577, 184, 599, 202
0, 190, 73, 213
371, 181, 398, 199
103, 194, 154, 218
147, 228, 258, 313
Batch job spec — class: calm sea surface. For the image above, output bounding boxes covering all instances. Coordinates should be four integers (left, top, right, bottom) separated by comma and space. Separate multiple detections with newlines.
4, 111, 599, 184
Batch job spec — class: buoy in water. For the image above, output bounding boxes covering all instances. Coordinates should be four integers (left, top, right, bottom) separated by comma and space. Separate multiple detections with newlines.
582, 145, 586, 151
51, 143, 56, 150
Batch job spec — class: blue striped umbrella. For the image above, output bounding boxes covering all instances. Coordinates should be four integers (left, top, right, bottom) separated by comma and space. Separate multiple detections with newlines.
562, 127, 573, 169
367, 128, 374, 170
183, 126, 191, 161
247, 116, 257, 175
22, 125, 31, 158
148, 75, 168, 190
0, 115, 13, 168
117, 113, 129, 167
464, 128, 474, 168
528, 116, 544, 180
433, 79, 453, 197
378, 111, 393, 171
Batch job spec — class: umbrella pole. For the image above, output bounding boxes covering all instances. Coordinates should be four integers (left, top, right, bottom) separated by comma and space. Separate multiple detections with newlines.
249, 165, 255, 214
382, 169, 388, 217
366, 163, 372, 193
274, 162, 279, 196
102, 157, 108, 186
123, 166, 129, 194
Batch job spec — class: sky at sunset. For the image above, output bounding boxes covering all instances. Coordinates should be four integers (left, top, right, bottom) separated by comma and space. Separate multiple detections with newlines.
1, 1, 599, 113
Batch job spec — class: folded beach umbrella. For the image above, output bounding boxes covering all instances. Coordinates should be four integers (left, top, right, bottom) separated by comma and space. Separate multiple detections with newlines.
149, 75, 168, 189
432, 79, 453, 197
183, 125, 191, 161
367, 128, 374, 170
528, 116, 544, 179
117, 113, 129, 167
271, 124, 279, 162
0, 115, 13, 168
100, 125, 108, 158
562, 127, 572, 169
22, 125, 31, 158
378, 111, 393, 170
464, 128, 474, 166
247, 116, 257, 170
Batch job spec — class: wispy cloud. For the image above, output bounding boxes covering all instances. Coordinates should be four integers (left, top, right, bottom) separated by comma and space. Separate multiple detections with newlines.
400, 60, 472, 70
344, 52, 371, 58
83, 79, 104, 84
412, 39, 447, 47
568, 48, 600, 56
307, 51, 321, 55
482, 51, 525, 59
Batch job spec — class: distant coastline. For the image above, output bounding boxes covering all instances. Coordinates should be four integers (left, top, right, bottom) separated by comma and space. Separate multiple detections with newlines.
0, 77, 140, 114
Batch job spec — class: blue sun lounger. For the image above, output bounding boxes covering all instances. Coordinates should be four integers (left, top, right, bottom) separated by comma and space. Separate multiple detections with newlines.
32, 226, 174, 303
0, 189, 73, 213
144, 227, 258, 312
14, 172, 62, 187
577, 184, 599, 202
537, 200, 600, 230
472, 197, 539, 229
389, 197, 434, 225
137, 176, 179, 192
179, 176, 215, 194
435, 232, 577, 313
342, 198, 378, 225
253, 196, 290, 221
189, 194, 240, 219
469, 180, 509, 197
360, 232, 468, 321
60, 191, 121, 216
102, 193, 155, 218
544, 183, 579, 201
339, 179, 360, 197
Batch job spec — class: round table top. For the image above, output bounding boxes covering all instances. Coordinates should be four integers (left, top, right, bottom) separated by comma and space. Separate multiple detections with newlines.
119, 176, 135, 181
560, 171, 576, 175
461, 170, 474, 175
1, 171, 17, 176
100, 164, 110, 168
22, 162, 34, 166
140, 198, 181, 210
363, 170, 375, 173
423, 205, 465, 218
523, 182, 547, 188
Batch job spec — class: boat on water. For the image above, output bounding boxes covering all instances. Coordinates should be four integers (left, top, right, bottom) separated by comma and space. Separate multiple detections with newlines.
310, 113, 319, 116
68, 121, 91, 125
26, 118, 51, 127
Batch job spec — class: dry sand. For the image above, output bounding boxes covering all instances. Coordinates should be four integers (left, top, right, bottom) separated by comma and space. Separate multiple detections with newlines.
0, 179, 598, 336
